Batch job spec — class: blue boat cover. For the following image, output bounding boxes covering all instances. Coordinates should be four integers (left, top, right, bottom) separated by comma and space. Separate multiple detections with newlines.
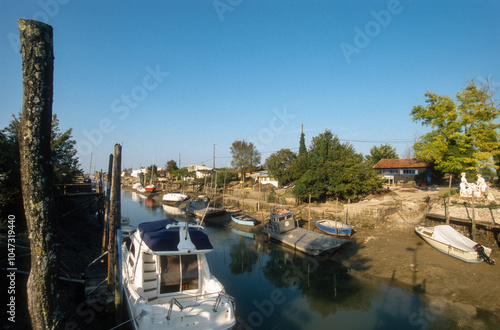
138, 219, 213, 252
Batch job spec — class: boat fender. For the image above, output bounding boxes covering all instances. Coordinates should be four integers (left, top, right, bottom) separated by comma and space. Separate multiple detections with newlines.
473, 244, 496, 266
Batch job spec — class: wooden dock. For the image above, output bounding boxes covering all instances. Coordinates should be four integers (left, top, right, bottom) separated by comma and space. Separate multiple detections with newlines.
263, 227, 348, 256
426, 213, 500, 229
84, 262, 110, 303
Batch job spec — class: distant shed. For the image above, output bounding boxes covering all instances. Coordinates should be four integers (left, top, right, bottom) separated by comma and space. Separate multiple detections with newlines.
373, 159, 431, 186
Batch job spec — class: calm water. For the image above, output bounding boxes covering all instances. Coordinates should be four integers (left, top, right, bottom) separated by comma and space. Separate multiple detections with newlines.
121, 189, 496, 330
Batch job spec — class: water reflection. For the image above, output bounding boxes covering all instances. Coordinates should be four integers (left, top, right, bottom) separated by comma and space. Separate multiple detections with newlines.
120, 189, 497, 330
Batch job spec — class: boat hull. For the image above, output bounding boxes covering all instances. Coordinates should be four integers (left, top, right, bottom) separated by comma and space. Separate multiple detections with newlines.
231, 213, 257, 226
415, 225, 492, 263
314, 220, 352, 236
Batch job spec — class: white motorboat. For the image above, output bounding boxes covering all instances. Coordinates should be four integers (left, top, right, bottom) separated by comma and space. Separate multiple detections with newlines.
162, 193, 188, 203
415, 225, 495, 264
122, 219, 236, 329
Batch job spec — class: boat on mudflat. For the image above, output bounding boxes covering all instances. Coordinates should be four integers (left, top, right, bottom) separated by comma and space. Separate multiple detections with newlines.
314, 219, 352, 236
144, 185, 155, 192
122, 219, 236, 329
263, 206, 348, 256
415, 225, 495, 264
162, 192, 188, 203
231, 213, 257, 226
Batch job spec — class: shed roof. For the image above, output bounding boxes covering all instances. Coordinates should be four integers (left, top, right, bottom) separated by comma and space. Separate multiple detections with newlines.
373, 159, 430, 169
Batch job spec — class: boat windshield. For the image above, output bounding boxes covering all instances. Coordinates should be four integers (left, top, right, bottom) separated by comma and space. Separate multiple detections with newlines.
159, 255, 199, 294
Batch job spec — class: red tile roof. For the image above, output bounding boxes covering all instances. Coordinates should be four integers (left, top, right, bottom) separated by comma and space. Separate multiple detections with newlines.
373, 159, 429, 169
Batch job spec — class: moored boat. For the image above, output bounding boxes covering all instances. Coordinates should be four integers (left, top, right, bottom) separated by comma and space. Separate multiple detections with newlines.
230, 213, 257, 226
162, 192, 188, 203
314, 219, 352, 236
144, 185, 155, 192
415, 225, 495, 264
263, 206, 348, 255
122, 219, 236, 329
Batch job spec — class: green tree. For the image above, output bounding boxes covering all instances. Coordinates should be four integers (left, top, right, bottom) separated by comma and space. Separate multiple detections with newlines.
411, 81, 500, 177
165, 160, 178, 173
230, 140, 261, 182
365, 143, 399, 165
264, 148, 297, 186
299, 127, 307, 156
293, 130, 383, 201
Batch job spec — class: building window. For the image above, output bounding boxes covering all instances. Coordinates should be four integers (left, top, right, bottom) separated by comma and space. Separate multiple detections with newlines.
402, 169, 418, 175
382, 169, 398, 175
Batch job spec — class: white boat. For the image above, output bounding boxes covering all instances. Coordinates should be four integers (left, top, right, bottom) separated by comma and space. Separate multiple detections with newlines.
132, 183, 143, 190
314, 219, 352, 236
162, 193, 188, 203
415, 225, 495, 264
122, 219, 236, 329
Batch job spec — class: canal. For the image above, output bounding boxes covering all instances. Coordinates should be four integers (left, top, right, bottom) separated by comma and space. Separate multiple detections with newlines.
121, 189, 494, 330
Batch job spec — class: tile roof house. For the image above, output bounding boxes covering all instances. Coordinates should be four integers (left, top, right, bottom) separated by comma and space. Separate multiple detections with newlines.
373, 159, 431, 186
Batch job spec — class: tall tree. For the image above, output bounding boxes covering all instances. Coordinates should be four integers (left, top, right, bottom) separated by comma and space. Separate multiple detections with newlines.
293, 130, 383, 201
230, 140, 261, 182
299, 125, 307, 156
365, 143, 399, 165
411, 81, 500, 177
264, 148, 297, 186
165, 159, 178, 173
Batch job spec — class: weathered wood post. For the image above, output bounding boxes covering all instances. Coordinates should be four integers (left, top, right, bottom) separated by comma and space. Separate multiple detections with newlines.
471, 191, 476, 240
101, 154, 113, 253
18, 19, 61, 329
107, 144, 122, 319
446, 174, 452, 225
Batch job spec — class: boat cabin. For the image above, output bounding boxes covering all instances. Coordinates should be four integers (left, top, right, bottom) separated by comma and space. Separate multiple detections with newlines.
268, 206, 297, 234
124, 219, 215, 302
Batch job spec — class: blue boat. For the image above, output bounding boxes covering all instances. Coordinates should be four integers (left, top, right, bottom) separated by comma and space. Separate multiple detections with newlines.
231, 213, 257, 226
314, 219, 352, 237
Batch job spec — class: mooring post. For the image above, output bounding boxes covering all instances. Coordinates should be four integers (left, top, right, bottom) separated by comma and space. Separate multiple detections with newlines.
471, 191, 476, 240
18, 19, 61, 329
446, 174, 452, 225
107, 144, 122, 321
102, 154, 113, 253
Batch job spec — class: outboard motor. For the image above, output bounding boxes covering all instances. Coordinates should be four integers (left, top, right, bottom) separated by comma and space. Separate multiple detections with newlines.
473, 244, 496, 265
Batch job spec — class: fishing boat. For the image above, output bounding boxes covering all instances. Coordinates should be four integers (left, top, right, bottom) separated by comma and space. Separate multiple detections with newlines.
415, 225, 495, 264
121, 219, 236, 329
263, 206, 348, 256
314, 219, 352, 236
144, 185, 155, 192
230, 213, 257, 226
162, 192, 188, 203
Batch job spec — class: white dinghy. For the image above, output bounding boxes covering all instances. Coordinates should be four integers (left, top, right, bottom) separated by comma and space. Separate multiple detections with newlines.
122, 219, 236, 329
415, 225, 495, 264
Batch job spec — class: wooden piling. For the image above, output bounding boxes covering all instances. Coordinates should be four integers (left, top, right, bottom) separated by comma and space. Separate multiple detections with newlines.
18, 19, 61, 329
107, 144, 122, 321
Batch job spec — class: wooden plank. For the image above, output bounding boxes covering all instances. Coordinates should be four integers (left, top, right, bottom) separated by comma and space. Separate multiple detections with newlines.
264, 227, 348, 255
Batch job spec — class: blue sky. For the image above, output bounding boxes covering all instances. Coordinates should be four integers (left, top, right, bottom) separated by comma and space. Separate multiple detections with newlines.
1, 0, 499, 172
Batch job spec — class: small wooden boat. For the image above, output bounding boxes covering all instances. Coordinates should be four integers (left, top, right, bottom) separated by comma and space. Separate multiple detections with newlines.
415, 225, 495, 264
144, 185, 155, 192
314, 219, 352, 236
231, 213, 257, 226
122, 219, 236, 329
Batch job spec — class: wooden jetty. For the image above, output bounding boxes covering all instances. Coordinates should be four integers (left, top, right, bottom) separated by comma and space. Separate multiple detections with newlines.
263, 226, 348, 256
